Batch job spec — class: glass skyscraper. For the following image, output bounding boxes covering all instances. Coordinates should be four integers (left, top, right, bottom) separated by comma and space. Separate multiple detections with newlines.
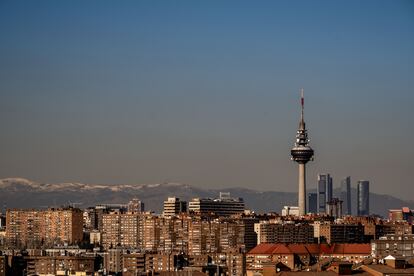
357, 180, 369, 216
317, 173, 332, 214
340, 176, 352, 215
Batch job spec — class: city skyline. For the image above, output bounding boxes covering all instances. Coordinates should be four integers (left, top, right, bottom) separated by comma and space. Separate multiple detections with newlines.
0, 1, 413, 200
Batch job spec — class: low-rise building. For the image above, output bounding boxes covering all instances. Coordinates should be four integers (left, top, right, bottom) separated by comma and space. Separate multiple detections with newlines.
389, 207, 413, 223
371, 234, 414, 259
246, 243, 371, 275
24, 255, 97, 276
281, 206, 299, 217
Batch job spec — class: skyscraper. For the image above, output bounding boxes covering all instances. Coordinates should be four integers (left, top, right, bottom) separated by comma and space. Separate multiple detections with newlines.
357, 180, 369, 216
308, 193, 317, 214
340, 176, 352, 215
290, 89, 314, 216
317, 173, 332, 214
317, 179, 326, 213
327, 175, 333, 203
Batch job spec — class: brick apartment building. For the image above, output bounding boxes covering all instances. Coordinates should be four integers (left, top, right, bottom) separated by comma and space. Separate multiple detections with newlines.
5, 208, 83, 248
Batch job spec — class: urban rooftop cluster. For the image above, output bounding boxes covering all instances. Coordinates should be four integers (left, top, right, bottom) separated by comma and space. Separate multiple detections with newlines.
0, 192, 414, 276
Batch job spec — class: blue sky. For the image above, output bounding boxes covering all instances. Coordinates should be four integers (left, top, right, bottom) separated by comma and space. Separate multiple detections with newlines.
0, 1, 413, 199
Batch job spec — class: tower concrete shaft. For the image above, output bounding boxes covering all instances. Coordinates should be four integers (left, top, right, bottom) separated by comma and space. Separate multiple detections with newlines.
298, 163, 306, 216
290, 89, 314, 216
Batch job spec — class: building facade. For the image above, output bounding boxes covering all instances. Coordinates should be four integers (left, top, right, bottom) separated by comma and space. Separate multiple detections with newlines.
254, 222, 314, 244
319, 223, 365, 244
102, 212, 142, 249
24, 255, 97, 275
371, 234, 414, 259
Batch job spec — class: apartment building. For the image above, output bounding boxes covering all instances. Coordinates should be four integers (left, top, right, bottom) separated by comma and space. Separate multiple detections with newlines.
188, 193, 245, 217
102, 212, 142, 249
319, 223, 365, 244
6, 208, 83, 248
254, 221, 314, 244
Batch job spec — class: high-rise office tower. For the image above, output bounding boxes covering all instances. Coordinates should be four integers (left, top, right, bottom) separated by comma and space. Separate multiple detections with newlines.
317, 174, 332, 213
308, 193, 317, 214
327, 175, 333, 202
317, 179, 326, 213
290, 89, 314, 216
357, 180, 370, 216
340, 177, 352, 215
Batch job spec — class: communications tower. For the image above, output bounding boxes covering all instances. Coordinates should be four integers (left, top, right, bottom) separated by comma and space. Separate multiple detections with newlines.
291, 89, 314, 216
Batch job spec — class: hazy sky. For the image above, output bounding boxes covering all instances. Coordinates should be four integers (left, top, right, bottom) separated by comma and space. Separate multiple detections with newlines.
0, 1, 413, 199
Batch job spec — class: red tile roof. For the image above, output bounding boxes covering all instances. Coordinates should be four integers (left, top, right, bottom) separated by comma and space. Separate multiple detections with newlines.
300, 244, 320, 254
319, 244, 334, 254
289, 244, 320, 255
332, 244, 371, 254
248, 243, 279, 254
275, 244, 291, 254
248, 243, 371, 255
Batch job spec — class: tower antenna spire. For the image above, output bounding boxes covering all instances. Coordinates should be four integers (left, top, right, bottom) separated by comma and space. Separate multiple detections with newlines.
301, 88, 304, 105
299, 88, 305, 130
301, 88, 304, 114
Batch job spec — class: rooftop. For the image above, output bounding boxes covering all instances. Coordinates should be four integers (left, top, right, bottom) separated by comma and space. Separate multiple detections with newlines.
248, 244, 371, 255
361, 264, 414, 275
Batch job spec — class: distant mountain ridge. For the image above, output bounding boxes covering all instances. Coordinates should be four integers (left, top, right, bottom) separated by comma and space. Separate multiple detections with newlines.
0, 178, 412, 217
